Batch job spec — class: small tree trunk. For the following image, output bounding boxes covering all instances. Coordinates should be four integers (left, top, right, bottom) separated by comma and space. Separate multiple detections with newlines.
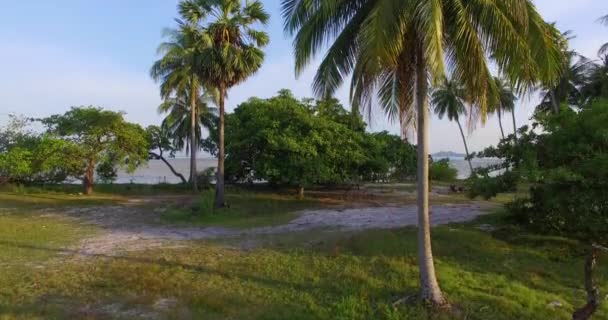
456, 118, 474, 175
573, 246, 601, 320
214, 83, 226, 208
511, 110, 518, 144
497, 108, 505, 140
415, 43, 446, 306
297, 186, 304, 199
83, 159, 95, 195
190, 82, 199, 192
149, 152, 187, 184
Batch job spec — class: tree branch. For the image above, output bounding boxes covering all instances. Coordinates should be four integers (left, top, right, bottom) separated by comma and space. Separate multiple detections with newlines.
149, 152, 187, 184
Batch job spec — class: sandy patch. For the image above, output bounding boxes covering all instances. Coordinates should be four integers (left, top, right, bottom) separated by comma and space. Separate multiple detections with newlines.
71, 202, 491, 255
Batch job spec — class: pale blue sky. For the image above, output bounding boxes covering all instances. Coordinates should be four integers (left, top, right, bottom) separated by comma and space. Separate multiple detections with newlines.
0, 0, 606, 153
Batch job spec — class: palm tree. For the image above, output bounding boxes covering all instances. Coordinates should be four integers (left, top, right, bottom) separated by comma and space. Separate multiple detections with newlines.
581, 55, 608, 104
492, 77, 518, 141
150, 20, 207, 192
283, 0, 563, 306
158, 88, 218, 178
431, 78, 473, 173
179, 0, 269, 208
536, 32, 592, 113
599, 15, 608, 56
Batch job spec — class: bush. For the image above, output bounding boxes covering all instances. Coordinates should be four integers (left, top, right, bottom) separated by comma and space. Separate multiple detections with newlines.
429, 159, 457, 182
467, 170, 518, 200
196, 167, 216, 190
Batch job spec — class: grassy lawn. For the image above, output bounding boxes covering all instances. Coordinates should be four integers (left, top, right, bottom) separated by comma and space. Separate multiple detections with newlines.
0, 198, 605, 319
160, 190, 331, 229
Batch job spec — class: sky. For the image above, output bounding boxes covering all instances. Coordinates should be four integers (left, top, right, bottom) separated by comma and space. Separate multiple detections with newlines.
0, 0, 606, 154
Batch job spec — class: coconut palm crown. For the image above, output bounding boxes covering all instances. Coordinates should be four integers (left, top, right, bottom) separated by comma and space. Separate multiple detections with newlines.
179, 0, 269, 207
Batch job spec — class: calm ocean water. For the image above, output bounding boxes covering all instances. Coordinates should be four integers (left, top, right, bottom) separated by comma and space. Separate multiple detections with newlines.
114, 157, 501, 184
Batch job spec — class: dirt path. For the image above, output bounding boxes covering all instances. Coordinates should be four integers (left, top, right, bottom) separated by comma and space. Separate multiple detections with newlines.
72, 202, 492, 255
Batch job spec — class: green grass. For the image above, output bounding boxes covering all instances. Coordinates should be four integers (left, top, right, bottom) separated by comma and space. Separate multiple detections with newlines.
0, 186, 604, 319
161, 190, 328, 228
0, 204, 605, 319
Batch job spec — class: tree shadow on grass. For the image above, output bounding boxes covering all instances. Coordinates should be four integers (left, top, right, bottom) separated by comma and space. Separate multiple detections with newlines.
0, 240, 319, 294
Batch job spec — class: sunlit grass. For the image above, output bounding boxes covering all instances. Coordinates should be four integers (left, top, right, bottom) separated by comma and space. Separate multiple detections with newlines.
0, 205, 605, 319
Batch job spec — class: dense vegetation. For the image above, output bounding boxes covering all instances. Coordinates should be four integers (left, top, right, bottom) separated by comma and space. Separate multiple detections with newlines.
203, 90, 417, 196
0, 107, 149, 194
468, 99, 608, 318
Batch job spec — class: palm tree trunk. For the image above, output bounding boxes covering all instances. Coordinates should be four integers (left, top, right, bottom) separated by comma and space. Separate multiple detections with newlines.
456, 118, 474, 175
190, 83, 198, 192
497, 108, 505, 140
511, 110, 518, 144
550, 89, 560, 114
415, 44, 446, 306
214, 83, 226, 208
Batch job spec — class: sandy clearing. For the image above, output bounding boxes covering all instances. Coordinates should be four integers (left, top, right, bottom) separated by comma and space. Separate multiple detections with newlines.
73, 203, 492, 255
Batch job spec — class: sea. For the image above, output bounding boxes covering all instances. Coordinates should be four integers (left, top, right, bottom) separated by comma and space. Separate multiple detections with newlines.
115, 157, 501, 184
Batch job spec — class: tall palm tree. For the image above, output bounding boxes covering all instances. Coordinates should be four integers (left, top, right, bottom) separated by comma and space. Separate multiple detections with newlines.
581, 55, 608, 104
158, 88, 218, 177
431, 78, 473, 173
283, 0, 563, 305
151, 20, 207, 192
492, 77, 518, 141
599, 15, 608, 56
179, 0, 269, 208
536, 32, 592, 113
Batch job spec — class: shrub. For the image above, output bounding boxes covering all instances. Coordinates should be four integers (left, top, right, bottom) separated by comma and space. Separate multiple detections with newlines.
429, 159, 458, 182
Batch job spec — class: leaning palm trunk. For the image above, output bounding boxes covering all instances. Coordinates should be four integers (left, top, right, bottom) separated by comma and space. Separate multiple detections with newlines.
214, 83, 226, 208
511, 111, 518, 144
497, 108, 505, 140
415, 45, 446, 306
190, 83, 198, 192
456, 118, 474, 174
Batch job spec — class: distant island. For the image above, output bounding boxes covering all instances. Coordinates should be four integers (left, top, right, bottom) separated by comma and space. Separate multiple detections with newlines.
432, 151, 466, 158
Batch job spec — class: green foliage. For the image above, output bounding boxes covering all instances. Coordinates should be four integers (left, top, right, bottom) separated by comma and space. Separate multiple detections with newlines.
429, 159, 457, 182
42, 107, 149, 173
196, 167, 216, 190
359, 132, 416, 182
1, 203, 606, 319
203, 90, 416, 189
473, 100, 608, 245
34, 106, 149, 192
223, 91, 367, 188
0, 134, 84, 185
467, 170, 518, 200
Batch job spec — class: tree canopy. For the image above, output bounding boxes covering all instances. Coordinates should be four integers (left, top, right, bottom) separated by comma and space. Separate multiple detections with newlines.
40, 106, 149, 194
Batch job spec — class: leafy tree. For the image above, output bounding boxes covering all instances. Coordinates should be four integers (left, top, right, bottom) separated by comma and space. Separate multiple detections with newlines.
151, 15, 208, 192
431, 78, 473, 173
282, 0, 563, 305
220, 91, 366, 197
313, 97, 367, 132
146, 125, 187, 184
0, 135, 86, 185
179, 0, 269, 207
469, 100, 608, 319
429, 159, 457, 182
360, 131, 416, 182
41, 107, 149, 194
